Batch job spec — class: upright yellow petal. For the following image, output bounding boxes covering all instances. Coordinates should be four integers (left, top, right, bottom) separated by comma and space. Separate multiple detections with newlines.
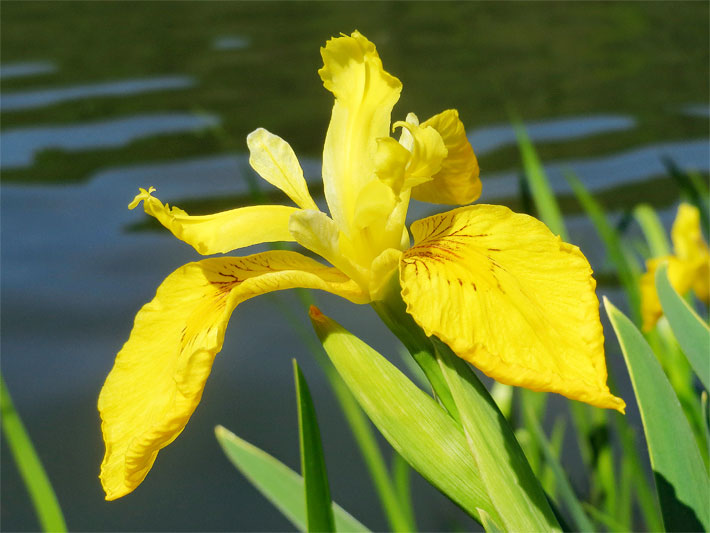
671, 203, 708, 264
129, 187, 298, 254
319, 31, 402, 233
247, 128, 318, 210
411, 110, 481, 205
99, 251, 367, 500
399, 205, 625, 412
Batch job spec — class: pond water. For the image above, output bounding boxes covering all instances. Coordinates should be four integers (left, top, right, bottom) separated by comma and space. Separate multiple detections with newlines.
1, 3, 708, 532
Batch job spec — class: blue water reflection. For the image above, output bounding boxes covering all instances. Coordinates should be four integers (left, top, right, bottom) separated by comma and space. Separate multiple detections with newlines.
1, 113, 219, 169
0, 61, 57, 79
1, 76, 195, 112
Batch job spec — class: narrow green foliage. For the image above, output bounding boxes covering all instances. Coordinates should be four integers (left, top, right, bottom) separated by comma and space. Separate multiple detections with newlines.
566, 171, 642, 324
293, 360, 336, 533
391, 452, 416, 530
524, 405, 594, 532
655, 263, 710, 391
435, 339, 561, 532
215, 426, 369, 533
0, 374, 67, 533
634, 204, 671, 257
268, 292, 414, 532
582, 503, 628, 533
605, 298, 710, 532
514, 123, 568, 241
310, 307, 500, 525
477, 509, 505, 533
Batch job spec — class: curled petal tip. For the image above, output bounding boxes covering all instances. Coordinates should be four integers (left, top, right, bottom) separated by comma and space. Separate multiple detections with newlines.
128, 186, 157, 210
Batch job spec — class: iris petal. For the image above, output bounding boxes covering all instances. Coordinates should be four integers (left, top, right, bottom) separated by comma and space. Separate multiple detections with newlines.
399, 205, 625, 412
99, 251, 367, 500
319, 31, 402, 233
129, 187, 298, 255
247, 128, 318, 210
411, 109, 481, 205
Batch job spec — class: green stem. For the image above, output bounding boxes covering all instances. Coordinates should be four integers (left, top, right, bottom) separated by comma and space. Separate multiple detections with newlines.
1, 372, 67, 532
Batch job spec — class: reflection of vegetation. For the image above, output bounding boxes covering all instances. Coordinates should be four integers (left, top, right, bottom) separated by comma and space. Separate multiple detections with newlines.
2, 2, 708, 185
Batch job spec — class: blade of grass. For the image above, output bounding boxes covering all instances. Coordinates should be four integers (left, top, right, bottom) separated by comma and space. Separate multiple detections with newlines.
524, 405, 595, 532
215, 426, 369, 532
435, 339, 561, 532
655, 263, 710, 391
566, 171, 642, 324
633, 204, 671, 257
391, 452, 416, 530
605, 297, 710, 532
513, 122, 568, 240
269, 292, 415, 531
1, 373, 66, 533
582, 503, 628, 533
477, 509, 505, 533
294, 360, 336, 532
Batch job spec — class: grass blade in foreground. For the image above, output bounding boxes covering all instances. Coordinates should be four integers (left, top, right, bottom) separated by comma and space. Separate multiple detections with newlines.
215, 426, 369, 533
309, 306, 501, 526
514, 122, 568, 241
634, 204, 671, 257
434, 339, 560, 532
293, 360, 336, 532
655, 263, 710, 392
0, 374, 67, 533
604, 298, 710, 531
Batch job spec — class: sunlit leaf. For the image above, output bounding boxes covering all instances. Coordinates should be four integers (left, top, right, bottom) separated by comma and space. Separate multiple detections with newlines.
604, 298, 710, 532
435, 339, 561, 532
655, 263, 710, 392
215, 426, 369, 533
309, 306, 500, 525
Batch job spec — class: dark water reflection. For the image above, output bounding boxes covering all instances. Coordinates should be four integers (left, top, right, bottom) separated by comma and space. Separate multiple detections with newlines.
2, 3, 708, 531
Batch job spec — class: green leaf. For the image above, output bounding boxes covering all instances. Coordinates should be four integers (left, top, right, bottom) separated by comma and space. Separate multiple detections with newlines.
309, 307, 501, 525
1, 373, 66, 533
477, 508, 505, 533
633, 204, 671, 257
514, 123, 568, 241
523, 405, 594, 532
566, 171, 642, 324
215, 425, 369, 533
604, 297, 710, 532
435, 339, 560, 532
655, 263, 710, 392
294, 360, 336, 532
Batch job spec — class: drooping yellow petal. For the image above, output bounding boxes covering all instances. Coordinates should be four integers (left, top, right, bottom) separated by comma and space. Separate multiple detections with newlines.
399, 205, 625, 412
99, 251, 367, 500
640, 256, 696, 331
411, 109, 481, 205
391, 118, 447, 191
247, 128, 318, 210
129, 187, 298, 254
319, 31, 402, 233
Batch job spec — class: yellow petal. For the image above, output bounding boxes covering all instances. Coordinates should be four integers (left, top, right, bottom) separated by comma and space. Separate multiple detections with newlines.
671, 203, 708, 263
640, 256, 695, 331
411, 109, 481, 205
319, 31, 402, 232
399, 205, 625, 412
99, 251, 367, 500
391, 119, 448, 190
247, 128, 318, 210
129, 187, 298, 254
288, 209, 368, 287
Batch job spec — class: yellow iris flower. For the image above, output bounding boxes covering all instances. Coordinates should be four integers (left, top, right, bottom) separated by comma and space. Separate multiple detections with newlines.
99, 31, 624, 500
641, 203, 710, 331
